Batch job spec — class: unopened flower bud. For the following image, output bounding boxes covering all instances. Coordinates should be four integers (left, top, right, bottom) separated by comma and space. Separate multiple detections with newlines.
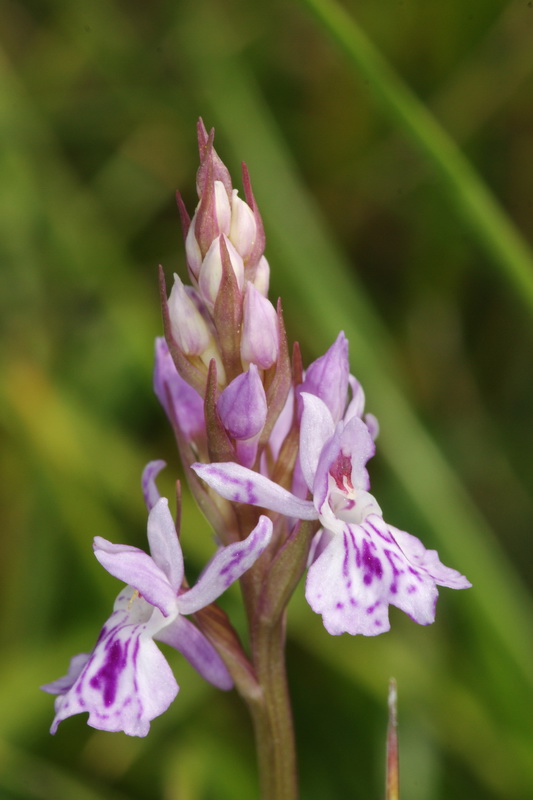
154, 338, 205, 439
214, 180, 231, 235
199, 234, 244, 310
196, 119, 233, 197
217, 364, 267, 467
217, 364, 267, 440
229, 190, 257, 261
241, 283, 279, 369
251, 256, 270, 297
168, 274, 212, 355
185, 217, 203, 279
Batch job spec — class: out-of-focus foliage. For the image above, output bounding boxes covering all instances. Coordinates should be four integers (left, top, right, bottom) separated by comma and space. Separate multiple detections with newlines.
1, 0, 532, 797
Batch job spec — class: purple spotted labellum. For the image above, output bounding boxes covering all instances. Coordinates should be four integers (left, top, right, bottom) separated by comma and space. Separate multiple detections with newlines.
41, 464, 272, 736
193, 391, 470, 636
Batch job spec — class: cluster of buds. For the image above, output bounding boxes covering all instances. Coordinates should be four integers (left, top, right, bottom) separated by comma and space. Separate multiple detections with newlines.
156, 120, 294, 539
43, 120, 470, 740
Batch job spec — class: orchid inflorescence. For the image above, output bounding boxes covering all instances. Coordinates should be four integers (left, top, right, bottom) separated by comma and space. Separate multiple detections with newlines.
43, 121, 470, 756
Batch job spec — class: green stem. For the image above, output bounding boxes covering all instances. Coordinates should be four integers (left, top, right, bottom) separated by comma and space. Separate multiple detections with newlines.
299, 0, 533, 314
234, 518, 302, 798
249, 612, 298, 800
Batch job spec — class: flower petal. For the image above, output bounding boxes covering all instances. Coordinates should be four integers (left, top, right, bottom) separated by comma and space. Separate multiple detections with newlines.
337, 414, 375, 491
146, 498, 184, 593
177, 515, 273, 614
47, 596, 178, 736
153, 337, 205, 439
93, 536, 178, 618
312, 414, 375, 514
299, 393, 335, 494
141, 459, 166, 511
156, 615, 233, 690
41, 653, 90, 696
191, 462, 317, 520
305, 524, 391, 636
306, 515, 471, 636
298, 332, 349, 423
388, 523, 472, 590
344, 374, 366, 421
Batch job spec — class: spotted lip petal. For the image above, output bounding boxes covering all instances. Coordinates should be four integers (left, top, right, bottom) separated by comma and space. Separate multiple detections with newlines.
41, 653, 90, 696
191, 462, 318, 520
46, 590, 179, 737
306, 514, 470, 636
305, 520, 393, 636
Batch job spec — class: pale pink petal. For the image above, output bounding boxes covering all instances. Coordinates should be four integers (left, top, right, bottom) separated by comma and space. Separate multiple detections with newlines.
146, 498, 184, 594
156, 615, 233, 690
298, 332, 349, 423
191, 462, 317, 520
141, 459, 166, 511
41, 653, 90, 696
177, 515, 273, 614
299, 393, 335, 494
388, 523, 472, 591
93, 536, 177, 618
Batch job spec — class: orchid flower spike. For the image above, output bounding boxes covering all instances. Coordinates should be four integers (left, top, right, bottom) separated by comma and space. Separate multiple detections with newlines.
42, 463, 272, 736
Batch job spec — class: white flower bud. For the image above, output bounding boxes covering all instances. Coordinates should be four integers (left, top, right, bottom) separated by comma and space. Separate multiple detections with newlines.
198, 234, 245, 310
168, 274, 212, 355
214, 180, 231, 235
252, 255, 270, 297
185, 215, 202, 279
229, 190, 257, 260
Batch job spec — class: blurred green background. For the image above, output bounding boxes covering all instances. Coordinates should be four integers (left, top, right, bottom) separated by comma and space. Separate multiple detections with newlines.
1, 0, 532, 797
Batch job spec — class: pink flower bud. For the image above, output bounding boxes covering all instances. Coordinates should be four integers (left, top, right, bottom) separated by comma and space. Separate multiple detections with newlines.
168, 274, 212, 355
240, 282, 279, 369
198, 234, 244, 310
217, 364, 267, 441
229, 190, 257, 261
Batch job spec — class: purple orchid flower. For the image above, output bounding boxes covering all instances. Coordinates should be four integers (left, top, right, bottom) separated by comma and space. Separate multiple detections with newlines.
192, 393, 470, 636
42, 465, 272, 736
